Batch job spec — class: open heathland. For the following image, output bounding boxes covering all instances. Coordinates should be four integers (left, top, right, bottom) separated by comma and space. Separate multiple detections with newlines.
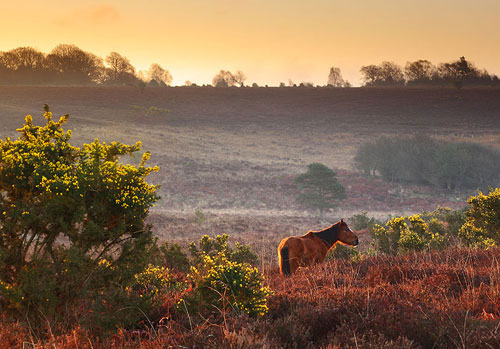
2, 86, 500, 347
2, 87, 499, 221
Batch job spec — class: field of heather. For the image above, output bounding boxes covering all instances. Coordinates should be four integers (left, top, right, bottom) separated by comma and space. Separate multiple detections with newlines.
2, 86, 500, 347
2, 247, 500, 347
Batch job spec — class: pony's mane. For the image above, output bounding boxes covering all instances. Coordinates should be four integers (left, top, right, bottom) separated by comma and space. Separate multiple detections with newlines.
311, 221, 341, 248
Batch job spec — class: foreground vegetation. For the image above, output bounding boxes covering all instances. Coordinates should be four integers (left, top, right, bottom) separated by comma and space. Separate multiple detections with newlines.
2, 246, 500, 348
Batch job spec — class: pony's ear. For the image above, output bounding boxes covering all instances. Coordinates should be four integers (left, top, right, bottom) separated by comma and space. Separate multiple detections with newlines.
340, 218, 344, 224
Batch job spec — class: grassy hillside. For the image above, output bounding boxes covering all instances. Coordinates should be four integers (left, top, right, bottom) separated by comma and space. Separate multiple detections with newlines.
2, 86, 498, 223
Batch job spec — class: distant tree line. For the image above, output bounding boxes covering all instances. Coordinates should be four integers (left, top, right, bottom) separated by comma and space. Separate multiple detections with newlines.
360, 57, 499, 88
1, 45, 498, 88
355, 135, 500, 190
212, 70, 246, 87
0, 45, 173, 86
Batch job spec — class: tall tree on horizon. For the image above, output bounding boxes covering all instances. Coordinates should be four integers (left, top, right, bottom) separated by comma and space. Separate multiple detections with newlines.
105, 51, 136, 83
147, 63, 173, 86
327, 66, 346, 87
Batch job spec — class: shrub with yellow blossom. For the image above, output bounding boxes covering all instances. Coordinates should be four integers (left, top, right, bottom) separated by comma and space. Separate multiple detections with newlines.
132, 264, 179, 298
184, 251, 272, 318
188, 233, 258, 266
372, 214, 446, 255
459, 188, 500, 248
0, 106, 159, 328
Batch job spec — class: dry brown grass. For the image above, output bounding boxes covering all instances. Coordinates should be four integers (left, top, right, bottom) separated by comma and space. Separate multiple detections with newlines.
4, 247, 500, 348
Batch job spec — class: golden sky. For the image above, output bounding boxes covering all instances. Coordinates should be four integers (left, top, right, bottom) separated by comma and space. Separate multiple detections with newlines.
1, 0, 499, 86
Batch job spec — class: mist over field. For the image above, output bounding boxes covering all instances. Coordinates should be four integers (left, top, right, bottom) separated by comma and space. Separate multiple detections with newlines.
2, 85, 500, 252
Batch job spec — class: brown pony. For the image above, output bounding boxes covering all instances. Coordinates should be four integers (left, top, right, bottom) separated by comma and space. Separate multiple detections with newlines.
277, 219, 358, 276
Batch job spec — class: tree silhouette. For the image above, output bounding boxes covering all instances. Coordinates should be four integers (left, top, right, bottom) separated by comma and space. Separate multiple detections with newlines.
47, 44, 105, 84
295, 163, 346, 218
327, 67, 346, 87
2, 47, 45, 71
212, 70, 236, 87
147, 63, 173, 86
405, 60, 436, 84
360, 65, 382, 85
105, 51, 136, 83
360, 62, 404, 86
233, 70, 247, 87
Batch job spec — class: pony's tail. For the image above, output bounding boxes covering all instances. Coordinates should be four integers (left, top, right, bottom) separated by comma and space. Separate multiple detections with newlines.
280, 246, 291, 276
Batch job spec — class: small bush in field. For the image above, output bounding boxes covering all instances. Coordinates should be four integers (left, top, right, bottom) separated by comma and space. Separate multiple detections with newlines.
373, 214, 446, 255
0, 106, 159, 330
158, 242, 190, 272
459, 188, 500, 247
132, 264, 177, 297
194, 207, 205, 225
184, 252, 272, 317
189, 233, 258, 266
348, 211, 381, 230
329, 243, 362, 262
128, 264, 186, 321
422, 206, 466, 237
295, 163, 346, 218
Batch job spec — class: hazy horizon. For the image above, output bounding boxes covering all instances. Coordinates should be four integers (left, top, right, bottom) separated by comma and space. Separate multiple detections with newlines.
2, 0, 499, 86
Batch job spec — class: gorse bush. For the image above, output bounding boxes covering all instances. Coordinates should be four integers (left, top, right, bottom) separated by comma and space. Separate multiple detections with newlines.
372, 214, 446, 255
128, 263, 186, 324
157, 241, 191, 273
185, 252, 272, 318
132, 264, 178, 299
459, 188, 500, 248
355, 135, 500, 190
182, 234, 270, 318
189, 233, 258, 266
0, 106, 159, 330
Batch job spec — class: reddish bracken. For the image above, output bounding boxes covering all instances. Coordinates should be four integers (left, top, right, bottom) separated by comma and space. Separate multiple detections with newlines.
3, 247, 500, 347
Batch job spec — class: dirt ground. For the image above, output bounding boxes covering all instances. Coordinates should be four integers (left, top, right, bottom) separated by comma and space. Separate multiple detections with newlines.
1, 86, 499, 254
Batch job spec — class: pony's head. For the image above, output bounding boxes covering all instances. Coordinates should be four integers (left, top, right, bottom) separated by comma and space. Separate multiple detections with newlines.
337, 219, 359, 246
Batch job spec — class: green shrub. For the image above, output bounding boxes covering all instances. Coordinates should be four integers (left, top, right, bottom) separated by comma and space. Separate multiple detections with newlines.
330, 243, 362, 262
189, 234, 258, 266
295, 163, 346, 217
372, 219, 402, 255
132, 264, 176, 298
194, 207, 205, 225
355, 135, 500, 190
372, 214, 446, 255
0, 107, 159, 329
348, 211, 381, 230
419, 206, 466, 240
459, 222, 496, 248
158, 242, 191, 273
127, 264, 186, 323
184, 252, 272, 317
459, 188, 500, 247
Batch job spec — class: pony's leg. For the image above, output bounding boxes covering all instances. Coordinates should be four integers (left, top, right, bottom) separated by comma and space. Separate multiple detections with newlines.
289, 256, 300, 274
